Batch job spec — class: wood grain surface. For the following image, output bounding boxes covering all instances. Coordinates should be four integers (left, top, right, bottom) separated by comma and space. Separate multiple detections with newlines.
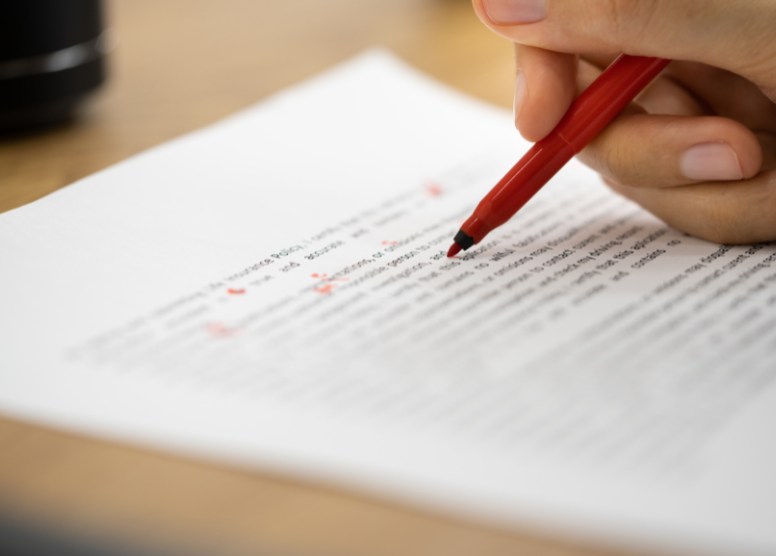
0, 2, 636, 555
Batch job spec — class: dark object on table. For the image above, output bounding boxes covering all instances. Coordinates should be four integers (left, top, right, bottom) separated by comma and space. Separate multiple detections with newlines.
0, 0, 107, 132
0, 510, 188, 556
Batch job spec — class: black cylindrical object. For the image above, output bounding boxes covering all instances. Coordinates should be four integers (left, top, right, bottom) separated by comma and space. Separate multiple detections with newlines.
0, 0, 107, 132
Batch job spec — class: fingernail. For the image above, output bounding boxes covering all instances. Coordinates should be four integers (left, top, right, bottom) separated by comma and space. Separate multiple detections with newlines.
680, 143, 743, 181
513, 72, 527, 123
482, 0, 547, 24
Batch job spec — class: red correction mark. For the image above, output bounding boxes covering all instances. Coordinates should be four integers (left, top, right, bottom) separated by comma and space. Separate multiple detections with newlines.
311, 273, 348, 283
207, 322, 237, 337
425, 182, 443, 197
312, 275, 343, 293
227, 288, 245, 295
381, 240, 398, 246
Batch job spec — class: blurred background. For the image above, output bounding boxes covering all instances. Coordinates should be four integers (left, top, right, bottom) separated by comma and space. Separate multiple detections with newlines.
0, 2, 594, 556
0, 0, 513, 215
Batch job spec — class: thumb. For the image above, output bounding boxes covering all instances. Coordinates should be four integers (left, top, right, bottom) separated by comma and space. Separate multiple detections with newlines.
472, 0, 776, 98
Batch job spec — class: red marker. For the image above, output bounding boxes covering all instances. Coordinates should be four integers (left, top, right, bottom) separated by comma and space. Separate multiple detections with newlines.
448, 55, 670, 257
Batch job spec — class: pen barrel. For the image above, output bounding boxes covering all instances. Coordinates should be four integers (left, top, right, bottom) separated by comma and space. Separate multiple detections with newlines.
459, 54, 670, 246
463, 132, 574, 243
556, 55, 670, 153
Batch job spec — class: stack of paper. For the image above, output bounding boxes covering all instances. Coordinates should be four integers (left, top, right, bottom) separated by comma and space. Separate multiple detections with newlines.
2, 51, 775, 556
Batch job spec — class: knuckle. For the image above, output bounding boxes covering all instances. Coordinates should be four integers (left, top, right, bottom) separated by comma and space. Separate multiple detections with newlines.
703, 217, 739, 245
580, 142, 617, 182
589, 127, 647, 186
690, 173, 776, 245
700, 192, 751, 245
591, 0, 661, 48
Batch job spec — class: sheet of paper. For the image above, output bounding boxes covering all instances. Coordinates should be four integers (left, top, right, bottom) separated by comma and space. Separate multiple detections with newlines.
2, 51, 775, 556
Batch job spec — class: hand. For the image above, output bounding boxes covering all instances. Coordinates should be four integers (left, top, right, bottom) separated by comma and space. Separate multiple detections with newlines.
472, 0, 776, 244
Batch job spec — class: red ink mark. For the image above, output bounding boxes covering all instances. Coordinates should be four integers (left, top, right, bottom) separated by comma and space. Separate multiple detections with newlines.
227, 288, 246, 295
311, 273, 348, 283
315, 284, 336, 294
425, 182, 443, 197
207, 322, 237, 337
382, 240, 398, 246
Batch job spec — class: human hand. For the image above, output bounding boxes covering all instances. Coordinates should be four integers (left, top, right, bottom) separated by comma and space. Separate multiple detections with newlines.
472, 0, 776, 243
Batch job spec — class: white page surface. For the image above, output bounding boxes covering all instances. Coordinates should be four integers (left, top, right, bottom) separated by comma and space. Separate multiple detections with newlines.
2, 51, 775, 556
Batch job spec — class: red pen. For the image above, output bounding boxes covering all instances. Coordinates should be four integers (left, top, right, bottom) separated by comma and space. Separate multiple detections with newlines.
447, 55, 671, 257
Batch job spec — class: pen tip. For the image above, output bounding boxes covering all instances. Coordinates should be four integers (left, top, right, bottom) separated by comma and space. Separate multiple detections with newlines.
447, 243, 462, 258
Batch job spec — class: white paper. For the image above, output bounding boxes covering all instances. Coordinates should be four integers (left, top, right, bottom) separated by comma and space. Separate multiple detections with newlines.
2, 51, 775, 556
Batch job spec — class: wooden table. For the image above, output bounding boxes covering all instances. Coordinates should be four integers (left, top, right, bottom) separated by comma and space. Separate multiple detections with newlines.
0, 2, 628, 555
